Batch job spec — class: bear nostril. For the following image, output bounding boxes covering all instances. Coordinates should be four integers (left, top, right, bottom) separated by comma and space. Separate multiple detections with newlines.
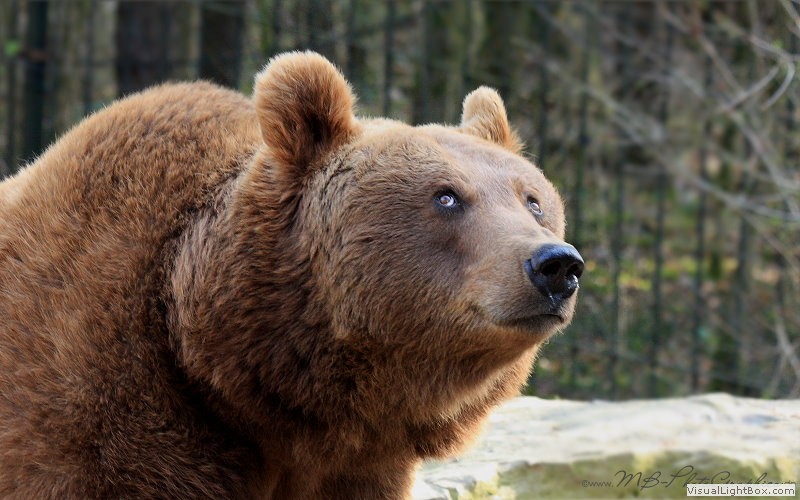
566, 260, 585, 280
540, 260, 562, 277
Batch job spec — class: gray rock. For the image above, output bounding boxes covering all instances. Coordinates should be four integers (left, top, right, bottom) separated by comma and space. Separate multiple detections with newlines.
413, 394, 800, 499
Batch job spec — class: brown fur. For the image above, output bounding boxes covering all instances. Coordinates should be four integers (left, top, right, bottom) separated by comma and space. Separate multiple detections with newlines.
0, 52, 578, 499
459, 87, 523, 154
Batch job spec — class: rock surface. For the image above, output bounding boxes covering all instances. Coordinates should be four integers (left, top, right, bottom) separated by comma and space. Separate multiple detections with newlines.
413, 394, 800, 499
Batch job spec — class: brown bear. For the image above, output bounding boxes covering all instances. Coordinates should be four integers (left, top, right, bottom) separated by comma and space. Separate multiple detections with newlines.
0, 52, 583, 498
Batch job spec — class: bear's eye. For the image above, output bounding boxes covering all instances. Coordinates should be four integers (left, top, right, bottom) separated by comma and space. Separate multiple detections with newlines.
435, 191, 460, 209
527, 196, 543, 217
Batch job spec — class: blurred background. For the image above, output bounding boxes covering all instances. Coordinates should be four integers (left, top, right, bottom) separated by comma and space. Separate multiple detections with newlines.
0, 0, 798, 401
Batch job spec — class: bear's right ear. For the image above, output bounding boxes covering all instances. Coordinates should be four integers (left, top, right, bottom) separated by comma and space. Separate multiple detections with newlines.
459, 87, 523, 154
254, 51, 358, 175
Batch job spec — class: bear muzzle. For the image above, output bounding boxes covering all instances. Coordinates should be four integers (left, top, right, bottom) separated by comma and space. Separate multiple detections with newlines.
524, 243, 584, 311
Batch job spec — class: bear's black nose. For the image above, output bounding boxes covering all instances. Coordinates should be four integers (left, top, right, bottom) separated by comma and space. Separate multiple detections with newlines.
524, 244, 585, 304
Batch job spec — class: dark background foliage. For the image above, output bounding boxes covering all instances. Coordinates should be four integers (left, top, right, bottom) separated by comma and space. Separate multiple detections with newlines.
1, 0, 798, 400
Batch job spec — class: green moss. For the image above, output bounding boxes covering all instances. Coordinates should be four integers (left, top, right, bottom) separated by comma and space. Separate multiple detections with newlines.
456, 452, 799, 499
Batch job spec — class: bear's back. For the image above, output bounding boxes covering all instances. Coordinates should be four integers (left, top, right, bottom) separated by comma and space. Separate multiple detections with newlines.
0, 82, 262, 497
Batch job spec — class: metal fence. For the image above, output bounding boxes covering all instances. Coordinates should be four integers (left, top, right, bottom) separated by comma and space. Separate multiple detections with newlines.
2, 0, 799, 400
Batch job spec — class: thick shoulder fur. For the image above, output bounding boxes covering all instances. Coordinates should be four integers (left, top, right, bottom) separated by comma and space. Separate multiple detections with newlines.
0, 81, 263, 498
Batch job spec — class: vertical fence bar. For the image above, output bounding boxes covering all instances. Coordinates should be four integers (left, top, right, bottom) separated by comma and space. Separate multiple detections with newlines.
199, 1, 245, 88
413, 0, 432, 124
22, 0, 49, 164
477, 1, 516, 102
461, 0, 473, 99
691, 52, 713, 393
731, 1, 763, 395
774, 27, 797, 396
346, 0, 369, 105
306, 0, 334, 59
731, 183, 751, 393
648, 2, 674, 398
608, 4, 631, 400
536, 0, 551, 170
346, 0, 358, 80
382, 0, 396, 116
424, 1, 453, 123
4, 0, 20, 174
272, 0, 283, 54
82, 0, 97, 116
158, 3, 172, 81
569, 0, 592, 393
116, 2, 169, 95
610, 160, 624, 399
709, 24, 749, 394
307, 0, 318, 53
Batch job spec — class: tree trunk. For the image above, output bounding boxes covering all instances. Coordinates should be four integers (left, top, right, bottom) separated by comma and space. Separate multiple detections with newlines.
4, 0, 21, 175
199, 0, 245, 89
115, 2, 172, 95
22, 0, 48, 164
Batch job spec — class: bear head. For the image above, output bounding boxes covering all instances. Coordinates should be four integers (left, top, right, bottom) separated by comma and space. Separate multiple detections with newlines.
171, 51, 583, 458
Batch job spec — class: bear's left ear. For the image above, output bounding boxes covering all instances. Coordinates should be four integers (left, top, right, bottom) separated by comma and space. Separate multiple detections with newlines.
254, 51, 358, 174
459, 87, 523, 154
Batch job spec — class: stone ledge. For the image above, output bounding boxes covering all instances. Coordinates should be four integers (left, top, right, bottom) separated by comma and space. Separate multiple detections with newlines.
413, 394, 800, 499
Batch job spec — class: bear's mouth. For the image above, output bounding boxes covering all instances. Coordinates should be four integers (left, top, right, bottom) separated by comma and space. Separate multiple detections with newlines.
500, 313, 566, 333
